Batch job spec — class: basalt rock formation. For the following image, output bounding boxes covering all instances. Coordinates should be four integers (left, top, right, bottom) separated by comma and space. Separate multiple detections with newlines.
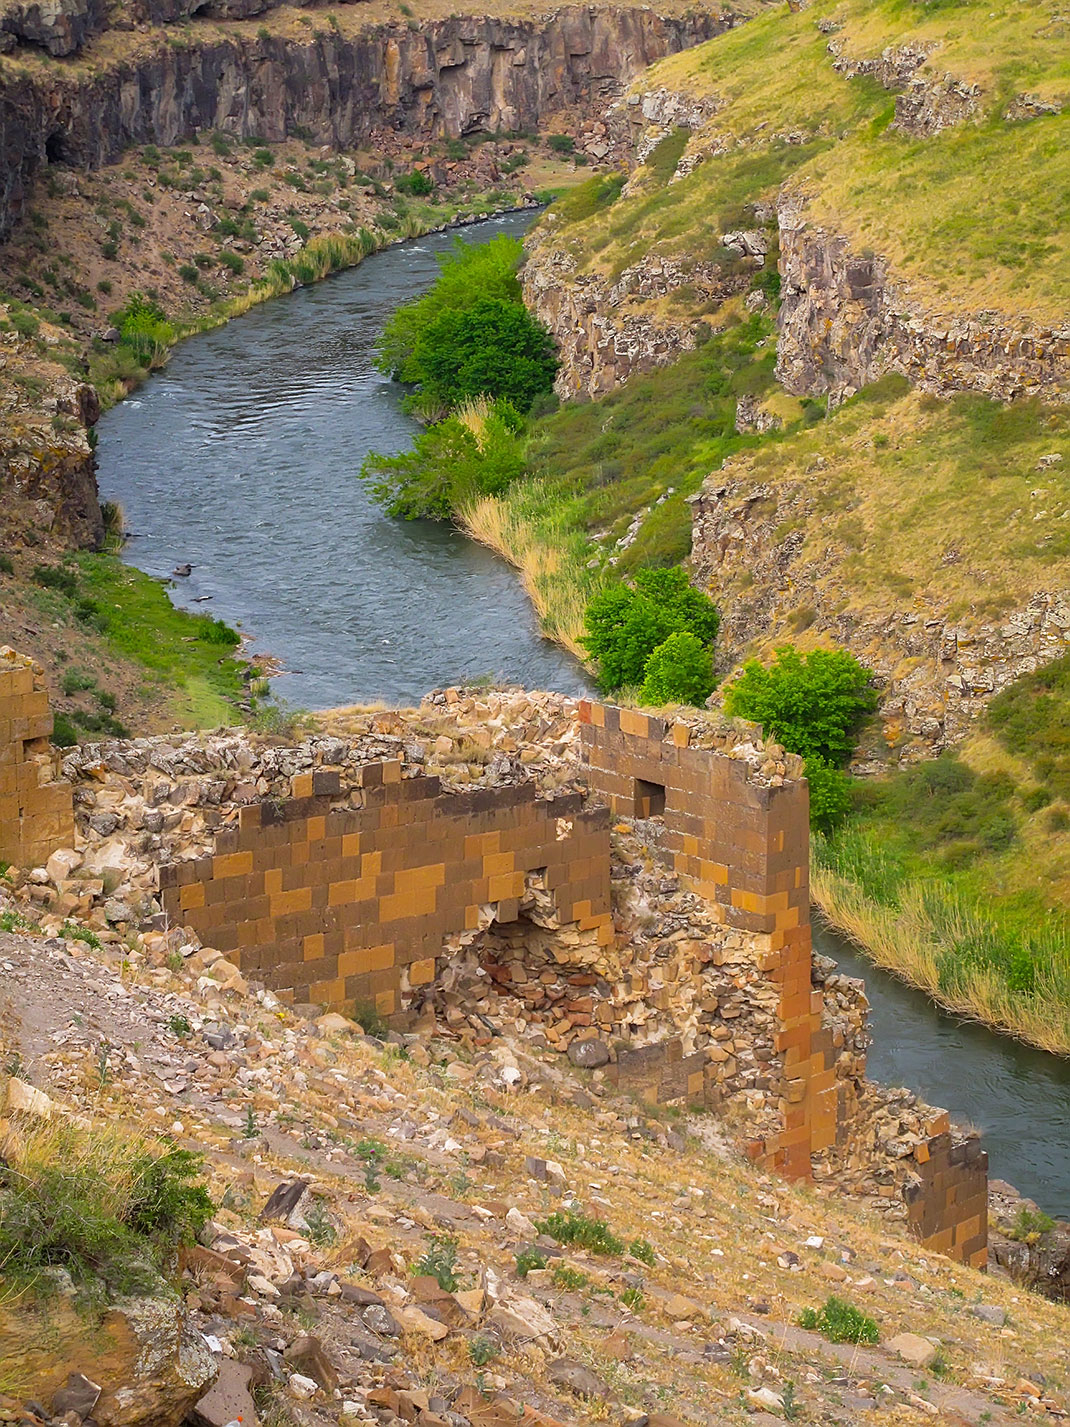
0, 4, 729, 240
774, 194, 1070, 406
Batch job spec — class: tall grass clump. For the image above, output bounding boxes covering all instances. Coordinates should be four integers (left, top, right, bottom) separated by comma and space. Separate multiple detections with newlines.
0, 1106, 213, 1303
812, 829, 1070, 1053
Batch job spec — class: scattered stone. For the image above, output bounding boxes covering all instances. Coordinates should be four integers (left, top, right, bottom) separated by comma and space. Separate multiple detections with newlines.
888, 1333, 939, 1369
547, 1359, 606, 1399
189, 1361, 258, 1427
567, 1038, 610, 1069
50, 1373, 101, 1421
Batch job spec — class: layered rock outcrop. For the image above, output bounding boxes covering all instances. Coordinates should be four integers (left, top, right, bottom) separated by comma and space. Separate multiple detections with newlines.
689, 476, 1070, 756
0, 5, 725, 238
523, 242, 750, 400
775, 194, 1070, 405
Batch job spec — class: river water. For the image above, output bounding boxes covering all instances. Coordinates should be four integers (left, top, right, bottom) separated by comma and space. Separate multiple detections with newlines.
815, 923, 1070, 1218
95, 214, 1070, 1219
95, 211, 588, 709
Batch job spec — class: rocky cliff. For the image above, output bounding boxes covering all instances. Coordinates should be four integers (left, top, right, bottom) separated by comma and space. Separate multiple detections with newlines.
775, 193, 1070, 406
0, 4, 726, 240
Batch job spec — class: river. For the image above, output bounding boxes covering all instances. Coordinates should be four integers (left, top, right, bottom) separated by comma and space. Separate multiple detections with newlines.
815, 922, 1070, 1218
95, 211, 588, 709
95, 214, 1069, 1220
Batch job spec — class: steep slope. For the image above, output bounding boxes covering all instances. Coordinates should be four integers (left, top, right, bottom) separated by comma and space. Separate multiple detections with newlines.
525, 0, 1069, 404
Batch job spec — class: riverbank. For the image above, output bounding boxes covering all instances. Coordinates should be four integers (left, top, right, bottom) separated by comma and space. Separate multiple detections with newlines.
0, 126, 594, 730
812, 851, 1070, 1056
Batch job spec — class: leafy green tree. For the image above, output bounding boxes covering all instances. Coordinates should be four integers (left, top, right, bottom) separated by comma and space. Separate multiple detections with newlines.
407, 297, 557, 414
581, 568, 719, 694
362, 399, 524, 519
723, 646, 876, 765
639, 631, 715, 707
723, 645, 876, 830
378, 235, 539, 382
801, 756, 852, 833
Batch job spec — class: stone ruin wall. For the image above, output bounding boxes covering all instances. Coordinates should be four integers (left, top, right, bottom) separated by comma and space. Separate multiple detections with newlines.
158, 764, 613, 1021
0, 664, 987, 1268
0, 648, 74, 871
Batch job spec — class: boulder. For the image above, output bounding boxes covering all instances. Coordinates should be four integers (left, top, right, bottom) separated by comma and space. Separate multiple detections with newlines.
547, 1358, 606, 1398
0, 1292, 216, 1427
283, 1336, 338, 1391
887, 1332, 938, 1369
5, 1078, 53, 1120
189, 1361, 258, 1427
567, 1038, 610, 1069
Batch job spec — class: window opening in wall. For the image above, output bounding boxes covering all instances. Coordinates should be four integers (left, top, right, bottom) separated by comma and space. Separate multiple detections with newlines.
634, 778, 666, 819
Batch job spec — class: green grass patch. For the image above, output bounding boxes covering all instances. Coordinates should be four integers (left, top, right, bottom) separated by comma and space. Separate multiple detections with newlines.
798, 1296, 879, 1345
535, 1209, 624, 1256
58, 555, 248, 730
0, 1116, 212, 1306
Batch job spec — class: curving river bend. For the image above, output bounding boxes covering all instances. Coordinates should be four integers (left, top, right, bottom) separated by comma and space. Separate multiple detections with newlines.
96, 214, 1069, 1218
96, 211, 587, 709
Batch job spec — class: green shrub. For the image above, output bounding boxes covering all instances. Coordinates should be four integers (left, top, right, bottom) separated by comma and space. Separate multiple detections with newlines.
350, 998, 389, 1038
32, 563, 79, 598
851, 753, 1017, 861
362, 398, 525, 519
178, 263, 199, 283
797, 1295, 879, 1345
395, 169, 434, 196
0, 553, 14, 575
515, 1247, 548, 1277
639, 631, 715, 707
724, 645, 876, 766
0, 1122, 212, 1300
11, 310, 40, 338
192, 614, 239, 646
219, 250, 245, 275
376, 235, 557, 414
1008, 1207, 1055, 1244
61, 668, 95, 695
535, 1209, 624, 1256
581, 567, 719, 694
627, 1237, 656, 1265
547, 134, 576, 154
414, 1233, 460, 1291
51, 713, 78, 747
116, 293, 175, 366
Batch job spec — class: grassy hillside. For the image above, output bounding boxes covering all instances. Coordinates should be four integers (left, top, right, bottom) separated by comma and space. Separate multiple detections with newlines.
550, 0, 1069, 319
464, 0, 1070, 1046
462, 305, 815, 652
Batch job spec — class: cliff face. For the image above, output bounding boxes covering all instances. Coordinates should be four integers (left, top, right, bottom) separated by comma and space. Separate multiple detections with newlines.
690, 476, 1070, 759
775, 195, 1070, 406
0, 6, 723, 238
522, 241, 749, 401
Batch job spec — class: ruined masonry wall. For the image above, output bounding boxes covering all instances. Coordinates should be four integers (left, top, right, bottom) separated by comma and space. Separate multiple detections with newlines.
579, 700, 826, 1181
907, 1123, 988, 1270
579, 701, 987, 1269
0, 648, 74, 869
159, 762, 612, 1018
0, 668, 987, 1269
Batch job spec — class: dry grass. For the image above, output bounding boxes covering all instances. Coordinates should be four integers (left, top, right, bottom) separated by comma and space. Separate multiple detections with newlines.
551, 0, 1070, 319
705, 382, 1070, 641
458, 488, 594, 657
810, 860, 1070, 1055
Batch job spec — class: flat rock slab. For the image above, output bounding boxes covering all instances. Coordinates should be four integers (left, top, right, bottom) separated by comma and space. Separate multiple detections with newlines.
190, 1359, 259, 1427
